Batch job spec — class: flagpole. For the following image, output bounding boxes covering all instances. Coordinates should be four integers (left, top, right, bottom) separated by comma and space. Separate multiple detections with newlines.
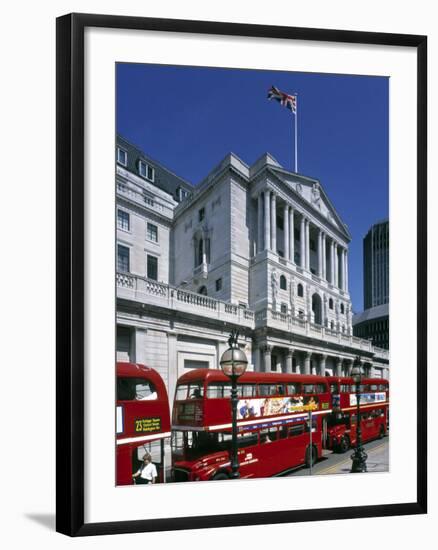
294, 94, 298, 173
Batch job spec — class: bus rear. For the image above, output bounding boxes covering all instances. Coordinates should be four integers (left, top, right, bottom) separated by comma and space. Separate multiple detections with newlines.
171, 369, 331, 481
116, 362, 171, 485
326, 376, 389, 453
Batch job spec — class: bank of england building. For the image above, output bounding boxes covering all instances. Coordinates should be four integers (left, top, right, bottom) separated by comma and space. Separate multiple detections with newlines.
116, 136, 389, 400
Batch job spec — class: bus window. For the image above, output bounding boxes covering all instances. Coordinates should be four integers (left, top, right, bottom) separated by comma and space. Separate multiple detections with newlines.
370, 384, 378, 391
260, 427, 277, 443
330, 384, 339, 393
171, 431, 184, 458
238, 384, 256, 397
340, 384, 350, 392
206, 383, 232, 398
188, 383, 204, 399
287, 383, 299, 395
259, 384, 281, 396
117, 377, 157, 401
288, 424, 305, 437
279, 426, 288, 439
303, 384, 315, 394
236, 431, 259, 448
314, 384, 327, 394
175, 384, 189, 400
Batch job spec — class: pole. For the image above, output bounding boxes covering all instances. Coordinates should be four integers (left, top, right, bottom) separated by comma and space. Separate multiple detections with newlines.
350, 379, 368, 472
230, 375, 240, 479
294, 99, 298, 173
309, 411, 313, 475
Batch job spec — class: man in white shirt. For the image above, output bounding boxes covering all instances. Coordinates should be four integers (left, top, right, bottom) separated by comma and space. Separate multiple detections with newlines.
132, 453, 158, 484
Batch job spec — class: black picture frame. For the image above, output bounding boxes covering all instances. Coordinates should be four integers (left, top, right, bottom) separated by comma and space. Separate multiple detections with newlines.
56, 12, 427, 537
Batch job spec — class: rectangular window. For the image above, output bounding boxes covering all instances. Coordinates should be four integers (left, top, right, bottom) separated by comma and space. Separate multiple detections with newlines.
138, 160, 155, 182
206, 383, 232, 399
147, 255, 158, 281
184, 360, 209, 370
198, 207, 205, 222
280, 303, 288, 314
287, 383, 299, 395
117, 210, 130, 231
117, 244, 130, 273
288, 423, 305, 437
117, 147, 127, 166
258, 384, 281, 396
215, 278, 222, 292
147, 222, 158, 242
175, 385, 188, 400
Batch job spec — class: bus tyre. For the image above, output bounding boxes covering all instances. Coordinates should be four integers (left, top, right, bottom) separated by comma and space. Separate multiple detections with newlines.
338, 436, 350, 454
212, 472, 229, 481
305, 445, 317, 468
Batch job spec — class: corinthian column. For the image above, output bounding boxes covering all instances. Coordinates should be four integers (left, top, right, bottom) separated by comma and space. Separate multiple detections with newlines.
300, 216, 306, 268
264, 190, 270, 251
334, 243, 339, 287
305, 220, 310, 270
257, 193, 263, 253
271, 192, 277, 253
330, 240, 335, 284
283, 204, 289, 261
322, 233, 327, 280
289, 208, 295, 263
345, 249, 349, 292
317, 230, 323, 277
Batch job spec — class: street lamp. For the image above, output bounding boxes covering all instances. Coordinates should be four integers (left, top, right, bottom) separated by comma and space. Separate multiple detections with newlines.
350, 356, 368, 473
220, 329, 248, 479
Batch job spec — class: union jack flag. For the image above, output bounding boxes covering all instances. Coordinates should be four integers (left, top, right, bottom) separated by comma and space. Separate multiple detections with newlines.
267, 85, 297, 114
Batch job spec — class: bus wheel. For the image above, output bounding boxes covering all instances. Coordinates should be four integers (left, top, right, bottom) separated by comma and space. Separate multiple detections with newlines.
305, 445, 317, 468
212, 472, 229, 481
379, 425, 386, 439
338, 436, 350, 453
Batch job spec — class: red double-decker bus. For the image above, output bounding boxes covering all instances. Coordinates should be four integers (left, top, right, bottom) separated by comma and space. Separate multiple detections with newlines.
326, 376, 389, 453
171, 369, 331, 481
116, 362, 171, 485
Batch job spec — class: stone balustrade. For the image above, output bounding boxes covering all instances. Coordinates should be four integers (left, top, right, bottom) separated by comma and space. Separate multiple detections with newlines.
116, 273, 254, 328
116, 273, 387, 361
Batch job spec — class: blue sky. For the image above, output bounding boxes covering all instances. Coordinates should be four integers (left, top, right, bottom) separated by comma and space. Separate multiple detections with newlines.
117, 64, 389, 312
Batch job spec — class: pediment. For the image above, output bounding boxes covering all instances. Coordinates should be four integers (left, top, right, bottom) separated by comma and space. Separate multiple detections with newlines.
270, 168, 350, 239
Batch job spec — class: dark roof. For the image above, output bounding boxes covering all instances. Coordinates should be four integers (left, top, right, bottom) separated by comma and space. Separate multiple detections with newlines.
117, 135, 194, 200
353, 303, 389, 325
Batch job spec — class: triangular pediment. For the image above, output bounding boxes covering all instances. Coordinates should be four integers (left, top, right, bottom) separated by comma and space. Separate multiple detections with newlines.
269, 167, 350, 239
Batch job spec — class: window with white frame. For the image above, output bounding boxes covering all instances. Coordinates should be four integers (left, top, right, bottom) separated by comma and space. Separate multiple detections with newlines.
117, 209, 130, 231
117, 244, 130, 273
138, 160, 155, 182
117, 147, 127, 166
147, 222, 158, 242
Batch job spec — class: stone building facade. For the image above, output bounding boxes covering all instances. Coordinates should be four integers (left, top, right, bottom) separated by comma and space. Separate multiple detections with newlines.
116, 136, 389, 401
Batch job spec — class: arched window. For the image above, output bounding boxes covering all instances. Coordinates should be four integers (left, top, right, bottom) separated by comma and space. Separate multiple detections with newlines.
280, 275, 287, 290
330, 320, 335, 330
297, 283, 304, 297
198, 286, 207, 296
329, 298, 334, 309
340, 303, 345, 314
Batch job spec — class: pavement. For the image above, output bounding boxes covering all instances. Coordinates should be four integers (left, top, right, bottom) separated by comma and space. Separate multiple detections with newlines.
286, 435, 389, 476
